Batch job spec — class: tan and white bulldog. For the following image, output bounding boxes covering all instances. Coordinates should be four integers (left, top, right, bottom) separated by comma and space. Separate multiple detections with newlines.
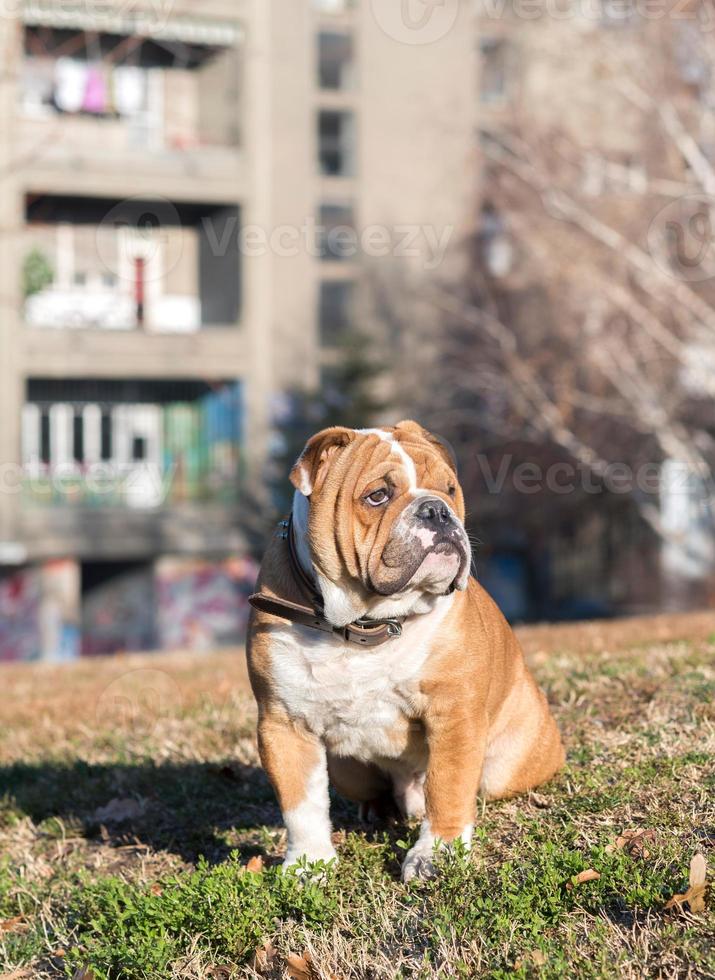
247, 421, 564, 881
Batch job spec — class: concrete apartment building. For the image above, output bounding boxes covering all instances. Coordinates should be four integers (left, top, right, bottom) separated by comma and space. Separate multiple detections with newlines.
0, 0, 477, 659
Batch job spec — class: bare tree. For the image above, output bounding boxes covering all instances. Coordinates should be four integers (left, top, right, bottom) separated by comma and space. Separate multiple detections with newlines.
417, 16, 715, 583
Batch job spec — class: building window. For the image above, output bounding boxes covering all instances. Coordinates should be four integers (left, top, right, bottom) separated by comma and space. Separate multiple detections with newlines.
320, 280, 356, 346
318, 110, 356, 177
318, 31, 355, 90
480, 38, 508, 104
318, 203, 356, 261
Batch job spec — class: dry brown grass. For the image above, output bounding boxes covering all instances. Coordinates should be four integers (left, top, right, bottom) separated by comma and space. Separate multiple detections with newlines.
0, 612, 713, 979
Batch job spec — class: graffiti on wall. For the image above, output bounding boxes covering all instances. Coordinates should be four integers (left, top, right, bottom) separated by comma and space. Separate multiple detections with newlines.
82, 566, 157, 657
156, 556, 258, 652
0, 552, 258, 662
0, 560, 80, 663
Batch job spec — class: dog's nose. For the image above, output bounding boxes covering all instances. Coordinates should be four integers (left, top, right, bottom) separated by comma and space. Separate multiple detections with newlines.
416, 498, 453, 525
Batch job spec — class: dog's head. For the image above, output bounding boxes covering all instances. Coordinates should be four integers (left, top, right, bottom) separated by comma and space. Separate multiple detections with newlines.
290, 421, 471, 626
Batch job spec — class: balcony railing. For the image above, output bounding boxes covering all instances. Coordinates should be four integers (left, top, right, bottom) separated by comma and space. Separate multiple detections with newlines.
22, 197, 241, 331
21, 381, 244, 510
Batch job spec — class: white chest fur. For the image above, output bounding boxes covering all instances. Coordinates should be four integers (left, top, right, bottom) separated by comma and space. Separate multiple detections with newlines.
267, 595, 453, 762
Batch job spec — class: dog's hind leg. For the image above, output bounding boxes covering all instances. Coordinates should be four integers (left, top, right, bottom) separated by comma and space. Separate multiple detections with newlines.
480, 672, 564, 800
391, 770, 426, 820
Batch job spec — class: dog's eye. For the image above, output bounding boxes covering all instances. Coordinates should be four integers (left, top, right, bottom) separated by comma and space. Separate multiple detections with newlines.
364, 488, 391, 507
447, 485, 456, 498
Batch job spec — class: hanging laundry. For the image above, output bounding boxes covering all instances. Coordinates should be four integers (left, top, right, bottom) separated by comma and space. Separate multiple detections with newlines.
54, 58, 87, 114
113, 66, 146, 117
82, 64, 107, 114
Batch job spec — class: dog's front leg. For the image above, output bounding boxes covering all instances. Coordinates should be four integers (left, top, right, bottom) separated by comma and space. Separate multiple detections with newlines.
402, 710, 485, 883
257, 711, 336, 868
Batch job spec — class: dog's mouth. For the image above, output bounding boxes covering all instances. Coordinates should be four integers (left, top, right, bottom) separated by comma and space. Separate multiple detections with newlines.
418, 539, 468, 590
369, 529, 470, 597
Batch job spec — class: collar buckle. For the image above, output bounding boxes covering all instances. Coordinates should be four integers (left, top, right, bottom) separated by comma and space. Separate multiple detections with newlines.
284, 515, 404, 647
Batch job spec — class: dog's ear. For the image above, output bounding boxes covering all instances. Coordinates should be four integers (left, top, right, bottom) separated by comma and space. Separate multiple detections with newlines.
290, 426, 356, 496
394, 420, 459, 476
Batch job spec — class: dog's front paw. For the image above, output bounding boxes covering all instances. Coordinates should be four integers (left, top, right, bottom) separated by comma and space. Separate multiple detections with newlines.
401, 843, 437, 883
401, 822, 473, 883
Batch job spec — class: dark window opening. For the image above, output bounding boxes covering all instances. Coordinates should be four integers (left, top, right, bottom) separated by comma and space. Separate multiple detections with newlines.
318, 31, 354, 90
319, 202, 356, 260
132, 436, 147, 462
318, 110, 356, 177
319, 280, 356, 346
40, 411, 51, 464
100, 412, 112, 461
73, 412, 84, 463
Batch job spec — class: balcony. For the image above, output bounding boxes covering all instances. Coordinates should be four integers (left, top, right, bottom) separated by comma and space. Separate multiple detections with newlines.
18, 379, 245, 560
21, 194, 242, 355
18, 17, 244, 201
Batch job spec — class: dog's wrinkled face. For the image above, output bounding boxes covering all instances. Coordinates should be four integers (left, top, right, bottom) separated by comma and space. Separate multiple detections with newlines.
290, 420, 471, 624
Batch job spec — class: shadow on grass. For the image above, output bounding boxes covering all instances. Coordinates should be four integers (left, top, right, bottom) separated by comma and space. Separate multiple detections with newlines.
0, 759, 279, 864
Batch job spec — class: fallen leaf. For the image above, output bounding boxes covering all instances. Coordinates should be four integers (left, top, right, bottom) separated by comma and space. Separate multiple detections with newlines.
149, 883, 163, 896
245, 855, 264, 874
251, 941, 277, 971
286, 951, 314, 980
664, 852, 707, 914
605, 828, 656, 859
207, 968, 232, 980
93, 797, 145, 824
0, 916, 28, 934
566, 868, 601, 890
71, 969, 95, 980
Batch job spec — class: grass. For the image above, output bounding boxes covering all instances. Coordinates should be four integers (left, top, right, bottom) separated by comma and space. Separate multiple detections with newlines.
0, 611, 713, 979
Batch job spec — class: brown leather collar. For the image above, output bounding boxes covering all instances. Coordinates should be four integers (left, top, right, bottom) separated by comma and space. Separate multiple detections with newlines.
248, 516, 403, 647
